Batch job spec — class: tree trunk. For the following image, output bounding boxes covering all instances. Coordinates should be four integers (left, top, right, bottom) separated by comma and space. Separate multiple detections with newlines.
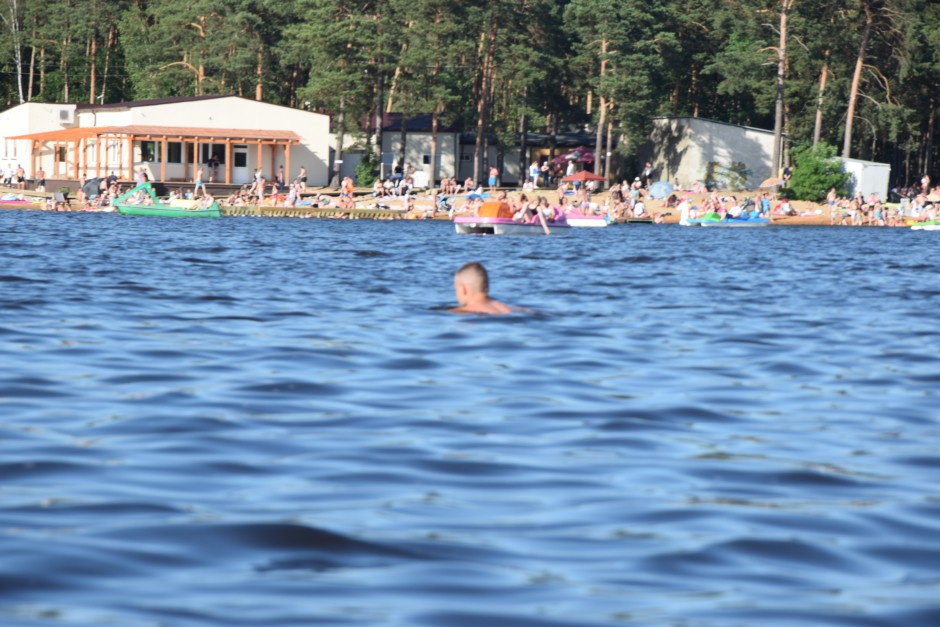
255, 43, 263, 101
772, 0, 791, 177
100, 24, 114, 103
61, 35, 70, 102
549, 111, 557, 159
604, 110, 614, 183
331, 95, 344, 188
843, 2, 873, 159
27, 20, 36, 101
398, 116, 407, 175
39, 45, 45, 99
812, 55, 829, 147
519, 86, 528, 181
430, 107, 439, 186
373, 76, 384, 168
926, 97, 936, 180
89, 36, 97, 103
288, 64, 298, 108
474, 27, 497, 185
7, 0, 25, 103
594, 39, 608, 176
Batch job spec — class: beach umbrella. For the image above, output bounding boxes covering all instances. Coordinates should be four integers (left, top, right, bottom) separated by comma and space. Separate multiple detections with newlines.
82, 177, 104, 198
562, 170, 606, 183
648, 181, 675, 199
760, 177, 784, 188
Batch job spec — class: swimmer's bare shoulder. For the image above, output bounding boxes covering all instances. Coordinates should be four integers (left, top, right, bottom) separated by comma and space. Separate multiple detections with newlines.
451, 299, 526, 315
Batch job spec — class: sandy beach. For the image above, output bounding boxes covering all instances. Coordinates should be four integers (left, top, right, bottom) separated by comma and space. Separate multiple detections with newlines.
0, 185, 890, 226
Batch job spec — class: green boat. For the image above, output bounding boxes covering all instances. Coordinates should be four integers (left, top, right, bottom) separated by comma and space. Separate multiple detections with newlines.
115, 182, 220, 218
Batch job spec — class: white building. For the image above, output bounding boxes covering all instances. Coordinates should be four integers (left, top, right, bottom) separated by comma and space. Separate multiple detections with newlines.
842, 157, 891, 200
642, 116, 778, 190
0, 95, 332, 186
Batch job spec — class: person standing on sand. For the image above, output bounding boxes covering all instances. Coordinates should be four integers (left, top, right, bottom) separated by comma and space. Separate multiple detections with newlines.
529, 161, 540, 187
452, 262, 516, 315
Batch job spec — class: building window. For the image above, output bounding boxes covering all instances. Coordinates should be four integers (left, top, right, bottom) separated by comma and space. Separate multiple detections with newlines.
140, 141, 160, 162
200, 143, 226, 165
422, 154, 431, 165
234, 149, 247, 168
167, 142, 182, 164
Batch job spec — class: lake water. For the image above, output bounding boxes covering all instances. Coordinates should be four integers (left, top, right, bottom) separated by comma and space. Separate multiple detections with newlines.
1, 211, 939, 626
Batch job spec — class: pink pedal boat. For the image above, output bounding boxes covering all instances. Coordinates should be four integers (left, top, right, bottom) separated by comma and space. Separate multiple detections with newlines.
454, 201, 571, 236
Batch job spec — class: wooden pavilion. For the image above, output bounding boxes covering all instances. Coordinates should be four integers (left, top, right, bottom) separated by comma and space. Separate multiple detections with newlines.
11, 125, 301, 184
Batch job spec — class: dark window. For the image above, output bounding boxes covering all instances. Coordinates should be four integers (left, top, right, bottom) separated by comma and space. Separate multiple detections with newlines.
141, 141, 160, 162
200, 143, 226, 165
234, 150, 247, 168
167, 142, 182, 164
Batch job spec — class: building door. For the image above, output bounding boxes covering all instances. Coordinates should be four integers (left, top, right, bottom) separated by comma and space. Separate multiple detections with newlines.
233, 145, 249, 184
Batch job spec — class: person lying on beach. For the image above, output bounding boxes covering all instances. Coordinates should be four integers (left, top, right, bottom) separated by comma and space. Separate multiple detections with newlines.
452, 262, 516, 315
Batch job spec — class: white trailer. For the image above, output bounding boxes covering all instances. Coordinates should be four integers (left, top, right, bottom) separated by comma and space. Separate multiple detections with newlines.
842, 158, 891, 200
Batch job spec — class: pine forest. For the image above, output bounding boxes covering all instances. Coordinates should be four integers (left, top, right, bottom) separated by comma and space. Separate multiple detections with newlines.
1, 0, 939, 185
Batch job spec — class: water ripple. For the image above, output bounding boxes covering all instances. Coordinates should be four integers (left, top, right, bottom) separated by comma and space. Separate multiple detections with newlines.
1, 216, 938, 625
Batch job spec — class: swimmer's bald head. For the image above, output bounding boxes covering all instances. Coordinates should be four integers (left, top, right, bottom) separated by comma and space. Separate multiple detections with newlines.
455, 262, 489, 295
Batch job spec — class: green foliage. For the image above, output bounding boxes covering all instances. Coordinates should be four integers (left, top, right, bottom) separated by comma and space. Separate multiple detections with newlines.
355, 151, 380, 187
788, 143, 849, 202
704, 161, 752, 192
0, 0, 937, 188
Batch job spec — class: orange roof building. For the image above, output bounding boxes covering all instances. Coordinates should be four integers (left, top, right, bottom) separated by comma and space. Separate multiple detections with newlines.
0, 95, 331, 186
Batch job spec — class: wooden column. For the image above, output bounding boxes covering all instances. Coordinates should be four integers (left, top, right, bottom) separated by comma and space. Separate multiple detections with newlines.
225, 140, 232, 184
72, 139, 78, 179
256, 141, 262, 174
117, 137, 123, 180
161, 138, 167, 182
126, 134, 134, 181
54, 142, 60, 177
31, 140, 37, 180
192, 140, 199, 183
285, 143, 291, 188
95, 135, 102, 177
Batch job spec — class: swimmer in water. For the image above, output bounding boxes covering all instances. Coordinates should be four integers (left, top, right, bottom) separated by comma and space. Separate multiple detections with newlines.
452, 262, 515, 315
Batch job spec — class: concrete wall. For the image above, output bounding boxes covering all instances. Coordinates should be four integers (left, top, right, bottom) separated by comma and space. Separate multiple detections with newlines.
842, 158, 891, 200
381, 132, 460, 183
0, 102, 78, 177
457, 145, 521, 185
642, 117, 775, 191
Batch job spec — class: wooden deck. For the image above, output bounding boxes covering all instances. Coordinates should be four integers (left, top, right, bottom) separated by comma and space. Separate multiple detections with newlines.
221, 205, 405, 219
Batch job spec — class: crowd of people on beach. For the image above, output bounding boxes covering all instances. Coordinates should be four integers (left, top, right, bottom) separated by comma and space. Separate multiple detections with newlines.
6, 154, 940, 227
